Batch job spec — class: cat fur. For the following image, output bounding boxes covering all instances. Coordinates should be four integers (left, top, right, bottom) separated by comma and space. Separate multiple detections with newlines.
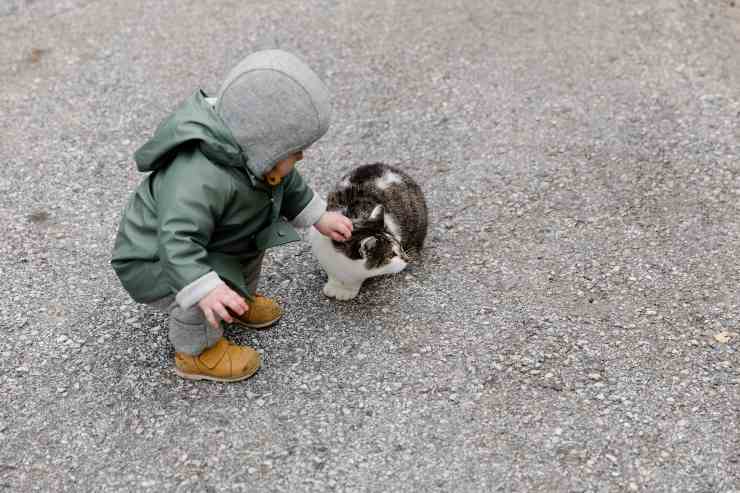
309, 163, 428, 300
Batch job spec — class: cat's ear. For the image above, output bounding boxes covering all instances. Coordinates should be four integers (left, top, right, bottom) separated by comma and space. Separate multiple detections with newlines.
369, 205, 384, 225
360, 236, 377, 257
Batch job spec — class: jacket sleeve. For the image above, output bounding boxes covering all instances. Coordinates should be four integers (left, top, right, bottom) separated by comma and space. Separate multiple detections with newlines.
156, 160, 229, 307
280, 169, 327, 228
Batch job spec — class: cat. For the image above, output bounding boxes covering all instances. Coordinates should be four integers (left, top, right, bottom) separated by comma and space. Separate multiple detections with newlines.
309, 162, 428, 300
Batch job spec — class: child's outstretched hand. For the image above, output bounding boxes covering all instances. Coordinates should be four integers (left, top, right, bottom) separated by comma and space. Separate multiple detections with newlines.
315, 211, 353, 242
198, 284, 249, 328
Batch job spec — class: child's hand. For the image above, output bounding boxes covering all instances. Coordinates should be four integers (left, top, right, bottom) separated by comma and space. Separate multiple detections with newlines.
197, 284, 249, 328
315, 211, 353, 242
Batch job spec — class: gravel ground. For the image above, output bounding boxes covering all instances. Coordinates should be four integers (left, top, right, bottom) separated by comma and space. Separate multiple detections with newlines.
1, 0, 739, 491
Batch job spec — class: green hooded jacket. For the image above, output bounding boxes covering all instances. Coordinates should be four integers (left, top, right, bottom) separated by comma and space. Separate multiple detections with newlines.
110, 90, 319, 305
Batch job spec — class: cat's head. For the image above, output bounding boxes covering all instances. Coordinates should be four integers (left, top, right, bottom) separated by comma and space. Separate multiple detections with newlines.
332, 205, 409, 271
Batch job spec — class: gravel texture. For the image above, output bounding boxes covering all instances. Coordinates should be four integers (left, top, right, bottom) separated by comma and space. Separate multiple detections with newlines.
1, 0, 739, 491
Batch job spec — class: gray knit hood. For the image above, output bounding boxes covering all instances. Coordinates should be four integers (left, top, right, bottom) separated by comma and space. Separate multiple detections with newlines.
215, 50, 331, 178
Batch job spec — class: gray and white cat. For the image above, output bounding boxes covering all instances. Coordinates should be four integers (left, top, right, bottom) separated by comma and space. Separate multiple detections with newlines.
309, 163, 428, 300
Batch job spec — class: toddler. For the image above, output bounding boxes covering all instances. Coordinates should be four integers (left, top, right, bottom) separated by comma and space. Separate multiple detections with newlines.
111, 50, 352, 382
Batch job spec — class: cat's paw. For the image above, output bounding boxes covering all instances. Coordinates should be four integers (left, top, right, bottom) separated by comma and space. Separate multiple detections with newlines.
323, 281, 360, 300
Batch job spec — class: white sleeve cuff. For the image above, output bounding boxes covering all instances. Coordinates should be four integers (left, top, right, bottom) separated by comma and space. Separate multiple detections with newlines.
289, 193, 327, 229
175, 271, 226, 309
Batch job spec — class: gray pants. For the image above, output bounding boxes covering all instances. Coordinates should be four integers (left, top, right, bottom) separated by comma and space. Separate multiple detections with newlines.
147, 252, 265, 355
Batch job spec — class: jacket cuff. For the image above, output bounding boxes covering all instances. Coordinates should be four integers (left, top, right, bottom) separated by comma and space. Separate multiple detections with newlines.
175, 271, 226, 309
289, 193, 327, 229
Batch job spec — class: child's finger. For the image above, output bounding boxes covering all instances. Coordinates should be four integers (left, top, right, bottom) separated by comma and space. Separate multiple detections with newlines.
203, 307, 219, 329
226, 296, 248, 316
231, 292, 249, 313
213, 303, 233, 324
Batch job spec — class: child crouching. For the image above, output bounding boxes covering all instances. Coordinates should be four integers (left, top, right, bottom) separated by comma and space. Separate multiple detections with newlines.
111, 50, 352, 382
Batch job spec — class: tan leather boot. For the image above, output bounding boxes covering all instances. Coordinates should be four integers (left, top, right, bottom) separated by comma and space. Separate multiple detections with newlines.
174, 338, 260, 382
232, 294, 282, 329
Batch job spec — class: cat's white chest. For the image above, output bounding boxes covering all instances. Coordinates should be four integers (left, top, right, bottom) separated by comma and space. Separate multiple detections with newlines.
308, 227, 407, 300
309, 227, 368, 283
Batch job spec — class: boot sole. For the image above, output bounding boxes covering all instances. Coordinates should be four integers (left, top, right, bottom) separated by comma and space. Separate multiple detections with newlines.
232, 315, 282, 330
174, 365, 259, 383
